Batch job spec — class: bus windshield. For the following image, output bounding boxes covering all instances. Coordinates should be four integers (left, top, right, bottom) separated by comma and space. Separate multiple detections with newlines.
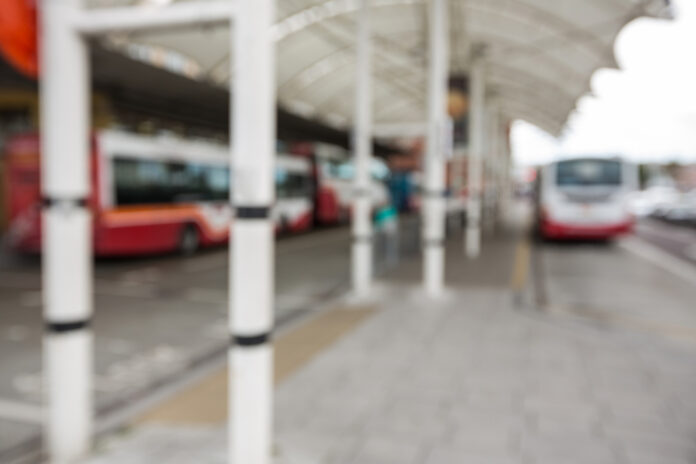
322, 159, 389, 182
114, 157, 230, 205
556, 159, 621, 187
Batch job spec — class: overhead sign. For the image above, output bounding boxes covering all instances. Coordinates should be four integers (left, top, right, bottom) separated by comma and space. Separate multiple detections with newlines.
0, 0, 39, 78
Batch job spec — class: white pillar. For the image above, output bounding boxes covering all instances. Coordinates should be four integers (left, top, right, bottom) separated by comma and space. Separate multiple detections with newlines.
352, 0, 373, 296
500, 124, 512, 219
484, 103, 499, 232
466, 55, 485, 258
40, 0, 93, 461
497, 121, 509, 224
423, 0, 449, 295
230, 1, 275, 463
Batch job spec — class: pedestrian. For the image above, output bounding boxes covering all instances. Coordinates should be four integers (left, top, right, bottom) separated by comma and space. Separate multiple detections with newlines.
374, 203, 399, 270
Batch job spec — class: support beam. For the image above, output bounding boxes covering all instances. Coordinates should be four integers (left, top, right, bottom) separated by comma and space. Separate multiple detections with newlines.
496, 120, 506, 223
484, 103, 499, 232
73, 1, 235, 35
466, 54, 485, 258
423, 0, 449, 295
499, 122, 512, 221
352, 0, 373, 296
229, 1, 275, 463
40, 0, 93, 461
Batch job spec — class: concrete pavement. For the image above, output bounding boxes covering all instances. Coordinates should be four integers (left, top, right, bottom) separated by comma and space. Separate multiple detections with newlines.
635, 219, 696, 266
0, 218, 421, 462
79, 212, 696, 464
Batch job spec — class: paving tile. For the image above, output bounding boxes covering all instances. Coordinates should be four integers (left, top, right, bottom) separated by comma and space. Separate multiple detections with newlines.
520, 433, 618, 464
606, 426, 696, 462
83, 277, 696, 464
425, 447, 522, 464
347, 435, 426, 464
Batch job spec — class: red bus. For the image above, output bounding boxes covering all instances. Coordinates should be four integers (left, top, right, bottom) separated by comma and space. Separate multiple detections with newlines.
535, 157, 637, 240
3, 130, 317, 256
313, 142, 391, 222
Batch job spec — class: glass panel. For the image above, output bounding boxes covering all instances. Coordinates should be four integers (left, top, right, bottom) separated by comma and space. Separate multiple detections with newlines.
114, 156, 230, 205
556, 159, 622, 187
276, 167, 312, 199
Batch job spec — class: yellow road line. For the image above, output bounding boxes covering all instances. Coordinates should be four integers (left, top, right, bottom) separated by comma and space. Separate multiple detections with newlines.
510, 238, 531, 292
136, 306, 375, 425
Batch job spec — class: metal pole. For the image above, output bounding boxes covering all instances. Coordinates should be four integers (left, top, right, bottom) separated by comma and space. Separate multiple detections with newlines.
230, 1, 275, 463
352, 0, 373, 296
423, 0, 449, 295
466, 54, 485, 258
497, 120, 508, 223
40, 0, 93, 461
501, 124, 512, 220
484, 103, 499, 233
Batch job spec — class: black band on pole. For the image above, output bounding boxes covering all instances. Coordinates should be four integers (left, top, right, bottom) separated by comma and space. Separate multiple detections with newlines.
423, 239, 444, 247
41, 197, 88, 209
236, 206, 270, 219
47, 319, 90, 334
233, 332, 271, 347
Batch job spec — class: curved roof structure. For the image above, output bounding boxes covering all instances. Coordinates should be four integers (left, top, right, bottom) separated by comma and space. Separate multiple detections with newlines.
92, 0, 672, 136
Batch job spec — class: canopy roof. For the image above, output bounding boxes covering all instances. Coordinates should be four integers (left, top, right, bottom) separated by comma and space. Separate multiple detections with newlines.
90, 0, 672, 137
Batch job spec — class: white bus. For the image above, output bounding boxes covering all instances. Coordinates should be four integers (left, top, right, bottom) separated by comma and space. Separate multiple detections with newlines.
536, 157, 637, 240
6, 130, 315, 256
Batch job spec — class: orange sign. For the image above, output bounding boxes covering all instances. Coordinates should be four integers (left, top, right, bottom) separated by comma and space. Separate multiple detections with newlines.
0, 0, 39, 78
447, 90, 468, 119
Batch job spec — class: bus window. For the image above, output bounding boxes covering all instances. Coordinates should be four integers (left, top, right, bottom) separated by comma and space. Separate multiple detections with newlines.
276, 168, 312, 199
556, 159, 622, 187
205, 166, 230, 201
169, 162, 204, 201
114, 157, 229, 205
114, 158, 170, 205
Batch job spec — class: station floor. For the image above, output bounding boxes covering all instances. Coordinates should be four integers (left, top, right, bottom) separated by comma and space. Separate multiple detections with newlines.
83, 209, 696, 464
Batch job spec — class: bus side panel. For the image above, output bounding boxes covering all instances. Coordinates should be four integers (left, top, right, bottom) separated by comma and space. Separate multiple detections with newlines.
95, 204, 230, 256
539, 216, 633, 240
315, 186, 340, 224
5, 135, 42, 252
275, 198, 313, 233
290, 209, 313, 232
95, 218, 182, 256
5, 133, 103, 253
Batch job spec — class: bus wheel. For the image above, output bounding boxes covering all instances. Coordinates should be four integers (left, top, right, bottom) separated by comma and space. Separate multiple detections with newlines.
179, 224, 199, 256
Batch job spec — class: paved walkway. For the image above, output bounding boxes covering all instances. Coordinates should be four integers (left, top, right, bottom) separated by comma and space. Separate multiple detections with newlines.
85, 219, 696, 464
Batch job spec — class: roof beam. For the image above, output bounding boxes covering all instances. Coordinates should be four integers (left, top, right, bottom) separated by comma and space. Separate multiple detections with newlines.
74, 1, 235, 35
272, 0, 421, 42
500, 100, 564, 136
466, 0, 616, 62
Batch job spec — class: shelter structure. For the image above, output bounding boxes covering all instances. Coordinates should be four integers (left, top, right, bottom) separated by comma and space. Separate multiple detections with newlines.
34, 0, 671, 463
91, 0, 671, 261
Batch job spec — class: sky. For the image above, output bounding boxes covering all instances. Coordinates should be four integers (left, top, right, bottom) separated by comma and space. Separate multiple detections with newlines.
511, 0, 696, 167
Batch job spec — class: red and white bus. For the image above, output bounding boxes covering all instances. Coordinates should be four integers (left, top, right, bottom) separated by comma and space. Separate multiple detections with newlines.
313, 142, 391, 222
536, 157, 637, 240
3, 130, 316, 256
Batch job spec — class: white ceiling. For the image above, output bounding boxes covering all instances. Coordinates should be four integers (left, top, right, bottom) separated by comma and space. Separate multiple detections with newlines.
89, 0, 672, 136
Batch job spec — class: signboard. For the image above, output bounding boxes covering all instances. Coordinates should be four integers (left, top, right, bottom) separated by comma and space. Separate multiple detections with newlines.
0, 0, 39, 78
448, 76, 469, 149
